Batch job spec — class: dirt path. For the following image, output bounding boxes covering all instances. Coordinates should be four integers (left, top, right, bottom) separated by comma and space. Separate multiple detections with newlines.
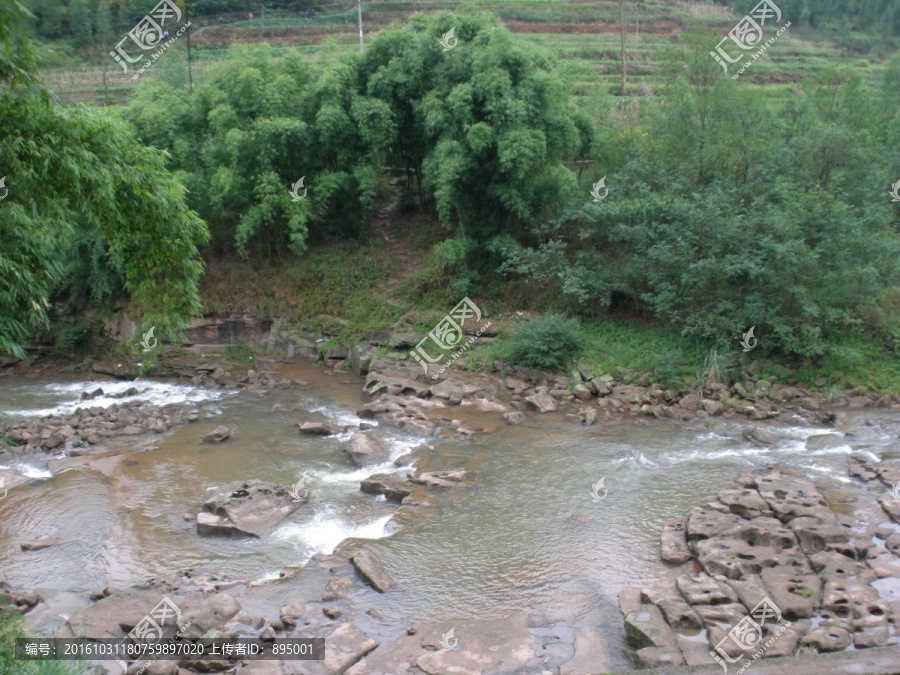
368, 177, 418, 297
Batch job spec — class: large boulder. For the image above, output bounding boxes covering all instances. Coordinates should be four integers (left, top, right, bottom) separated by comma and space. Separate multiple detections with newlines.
321, 623, 379, 673
196, 480, 305, 537
345, 433, 391, 466
177, 593, 241, 639
298, 422, 340, 436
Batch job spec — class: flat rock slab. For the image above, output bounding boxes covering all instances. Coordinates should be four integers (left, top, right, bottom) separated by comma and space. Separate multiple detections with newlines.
197, 480, 305, 538
660, 517, 692, 564
68, 588, 180, 638
352, 551, 395, 592
408, 469, 469, 488
615, 644, 900, 674
345, 615, 537, 675
202, 425, 231, 443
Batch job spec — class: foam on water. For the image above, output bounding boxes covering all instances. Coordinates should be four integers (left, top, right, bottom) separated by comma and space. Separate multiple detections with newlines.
5, 379, 232, 418
0, 463, 52, 479
273, 511, 394, 560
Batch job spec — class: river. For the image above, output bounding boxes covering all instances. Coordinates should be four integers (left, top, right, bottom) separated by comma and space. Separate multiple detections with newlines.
0, 364, 894, 671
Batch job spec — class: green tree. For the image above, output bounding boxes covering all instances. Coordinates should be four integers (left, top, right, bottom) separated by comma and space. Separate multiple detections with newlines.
0, 1, 209, 358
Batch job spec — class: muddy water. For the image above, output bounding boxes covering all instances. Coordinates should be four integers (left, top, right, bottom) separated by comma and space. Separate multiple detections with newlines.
0, 366, 896, 670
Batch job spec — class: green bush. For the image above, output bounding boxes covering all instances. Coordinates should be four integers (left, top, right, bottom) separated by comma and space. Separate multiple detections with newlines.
0, 615, 75, 674
506, 314, 586, 371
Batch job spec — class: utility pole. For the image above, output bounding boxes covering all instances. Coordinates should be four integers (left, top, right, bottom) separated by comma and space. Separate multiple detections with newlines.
619, 0, 626, 96
185, 0, 193, 95
261, 2, 265, 39
357, 0, 363, 52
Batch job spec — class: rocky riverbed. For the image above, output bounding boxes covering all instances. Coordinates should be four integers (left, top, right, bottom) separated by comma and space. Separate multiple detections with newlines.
3, 341, 900, 674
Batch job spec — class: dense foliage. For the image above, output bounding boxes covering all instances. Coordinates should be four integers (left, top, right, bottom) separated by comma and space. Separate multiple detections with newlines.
506, 314, 586, 371
501, 33, 900, 358
0, 0, 208, 358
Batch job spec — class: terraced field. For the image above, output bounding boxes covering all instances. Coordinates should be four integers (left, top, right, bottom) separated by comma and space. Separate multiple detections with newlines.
40, 0, 888, 109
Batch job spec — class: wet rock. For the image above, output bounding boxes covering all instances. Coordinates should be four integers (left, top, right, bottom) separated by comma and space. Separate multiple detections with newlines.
20, 538, 55, 551
68, 588, 176, 638
753, 471, 834, 522
717, 487, 773, 520
618, 587, 643, 616
800, 625, 852, 651
693, 602, 748, 627
742, 426, 777, 446
623, 604, 682, 659
854, 624, 890, 648
408, 469, 468, 488
525, 393, 558, 413
759, 567, 821, 618
196, 480, 305, 537
352, 551, 395, 592
693, 516, 805, 579
201, 425, 231, 443
429, 379, 485, 400
186, 411, 200, 422
323, 577, 353, 601
685, 507, 743, 542
660, 518, 692, 564
641, 582, 701, 629
365, 374, 429, 398
634, 646, 684, 669
298, 422, 340, 436
177, 593, 241, 639
360, 474, 412, 502
571, 384, 592, 401
502, 411, 526, 425
805, 433, 844, 450
789, 516, 848, 556
676, 573, 738, 606
345, 432, 390, 466
323, 606, 343, 619
259, 626, 277, 641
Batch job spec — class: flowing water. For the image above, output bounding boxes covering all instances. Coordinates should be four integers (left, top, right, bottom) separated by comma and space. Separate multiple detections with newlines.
0, 366, 895, 670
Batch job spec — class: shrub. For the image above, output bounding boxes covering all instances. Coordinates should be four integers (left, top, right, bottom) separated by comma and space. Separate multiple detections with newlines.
506, 314, 586, 371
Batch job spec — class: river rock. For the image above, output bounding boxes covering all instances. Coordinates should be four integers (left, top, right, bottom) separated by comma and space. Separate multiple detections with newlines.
323, 577, 353, 601
742, 426, 777, 446
177, 593, 241, 639
660, 518, 692, 564
789, 516, 848, 556
759, 567, 821, 618
753, 471, 833, 522
202, 425, 231, 443
800, 625, 852, 652
360, 474, 412, 502
676, 573, 738, 606
68, 588, 178, 638
197, 480, 305, 537
717, 487, 773, 519
502, 411, 526, 425
525, 393, 558, 413
352, 551, 395, 592
805, 433, 845, 450
623, 604, 682, 660
298, 422, 340, 436
345, 432, 390, 466
408, 469, 468, 488
641, 582, 701, 629
319, 622, 379, 673
20, 538, 55, 551
346, 615, 537, 675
